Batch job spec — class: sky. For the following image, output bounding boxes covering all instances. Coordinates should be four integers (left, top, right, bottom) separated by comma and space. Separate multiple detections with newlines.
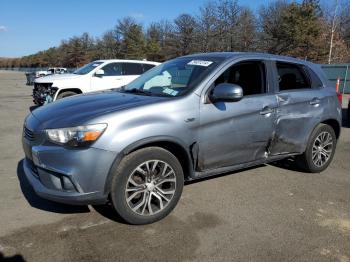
0, 0, 274, 57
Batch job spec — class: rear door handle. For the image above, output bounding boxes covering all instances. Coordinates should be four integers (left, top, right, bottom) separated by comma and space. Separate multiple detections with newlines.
260, 106, 274, 115
310, 98, 321, 106
277, 95, 289, 105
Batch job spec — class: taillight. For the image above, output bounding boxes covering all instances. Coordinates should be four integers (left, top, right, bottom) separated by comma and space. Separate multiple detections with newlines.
336, 92, 342, 104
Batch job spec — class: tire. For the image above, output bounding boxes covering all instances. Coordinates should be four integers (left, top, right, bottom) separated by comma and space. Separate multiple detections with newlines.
57, 91, 78, 100
296, 124, 337, 173
110, 147, 184, 225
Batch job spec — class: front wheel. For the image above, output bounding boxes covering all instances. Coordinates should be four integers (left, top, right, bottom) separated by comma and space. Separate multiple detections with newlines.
296, 124, 337, 173
110, 147, 184, 224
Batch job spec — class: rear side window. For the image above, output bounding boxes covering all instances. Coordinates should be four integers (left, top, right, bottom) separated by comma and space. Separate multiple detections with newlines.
102, 63, 123, 76
305, 66, 323, 88
276, 62, 311, 91
123, 63, 143, 75
142, 63, 156, 72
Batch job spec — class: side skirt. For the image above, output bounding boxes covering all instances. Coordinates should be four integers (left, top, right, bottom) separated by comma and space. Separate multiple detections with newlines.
188, 153, 299, 181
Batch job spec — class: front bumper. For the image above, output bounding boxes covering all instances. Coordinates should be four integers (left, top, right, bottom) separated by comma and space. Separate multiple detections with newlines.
32, 83, 57, 105
23, 158, 108, 205
22, 138, 117, 205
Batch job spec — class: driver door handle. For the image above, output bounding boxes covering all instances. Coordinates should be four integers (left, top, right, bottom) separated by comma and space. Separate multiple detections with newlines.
310, 98, 321, 106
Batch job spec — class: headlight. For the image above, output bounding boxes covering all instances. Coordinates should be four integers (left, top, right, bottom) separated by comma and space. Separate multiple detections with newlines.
46, 123, 107, 147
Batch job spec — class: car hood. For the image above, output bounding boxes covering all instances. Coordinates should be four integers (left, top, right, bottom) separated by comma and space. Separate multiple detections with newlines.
35, 73, 81, 83
31, 91, 169, 129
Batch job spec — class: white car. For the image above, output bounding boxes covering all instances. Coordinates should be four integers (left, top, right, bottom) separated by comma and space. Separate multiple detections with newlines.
33, 60, 159, 105
35, 67, 67, 78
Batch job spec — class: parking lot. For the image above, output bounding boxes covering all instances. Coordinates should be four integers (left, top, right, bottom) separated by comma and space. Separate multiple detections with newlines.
0, 70, 349, 262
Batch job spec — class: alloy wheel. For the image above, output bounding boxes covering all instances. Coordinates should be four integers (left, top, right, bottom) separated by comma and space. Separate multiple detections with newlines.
312, 131, 333, 168
125, 160, 177, 216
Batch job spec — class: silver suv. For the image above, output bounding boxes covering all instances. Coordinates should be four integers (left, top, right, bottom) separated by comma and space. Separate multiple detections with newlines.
22, 52, 342, 224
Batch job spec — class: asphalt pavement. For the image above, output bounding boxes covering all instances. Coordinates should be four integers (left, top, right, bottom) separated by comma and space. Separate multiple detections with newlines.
0, 71, 349, 262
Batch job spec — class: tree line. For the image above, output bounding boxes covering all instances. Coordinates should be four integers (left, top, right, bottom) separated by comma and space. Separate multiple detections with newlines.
1, 0, 349, 69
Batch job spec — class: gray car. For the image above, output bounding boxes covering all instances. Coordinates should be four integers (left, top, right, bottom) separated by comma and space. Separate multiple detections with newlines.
22, 52, 342, 224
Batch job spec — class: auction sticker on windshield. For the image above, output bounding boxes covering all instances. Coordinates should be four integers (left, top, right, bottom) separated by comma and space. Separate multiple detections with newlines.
163, 88, 179, 96
188, 60, 213, 67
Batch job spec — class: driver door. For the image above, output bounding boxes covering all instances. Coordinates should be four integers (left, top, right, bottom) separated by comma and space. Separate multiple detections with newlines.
198, 60, 277, 170
91, 62, 124, 90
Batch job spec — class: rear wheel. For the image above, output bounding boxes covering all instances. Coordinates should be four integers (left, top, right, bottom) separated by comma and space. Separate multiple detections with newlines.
296, 124, 336, 173
57, 91, 78, 100
110, 147, 184, 224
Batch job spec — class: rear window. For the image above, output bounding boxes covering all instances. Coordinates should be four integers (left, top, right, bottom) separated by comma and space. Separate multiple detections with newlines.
143, 63, 156, 72
123, 63, 143, 75
305, 66, 323, 88
276, 62, 311, 91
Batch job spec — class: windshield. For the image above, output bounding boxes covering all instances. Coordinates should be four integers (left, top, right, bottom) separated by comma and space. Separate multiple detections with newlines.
74, 61, 103, 75
123, 57, 223, 97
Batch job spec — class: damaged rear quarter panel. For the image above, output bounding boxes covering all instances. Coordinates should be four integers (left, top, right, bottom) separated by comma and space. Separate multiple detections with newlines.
269, 88, 338, 155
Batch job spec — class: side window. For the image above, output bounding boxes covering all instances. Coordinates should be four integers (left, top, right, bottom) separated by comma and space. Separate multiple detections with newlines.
305, 66, 323, 88
214, 61, 266, 96
142, 63, 156, 73
276, 62, 311, 91
123, 63, 143, 75
102, 63, 123, 76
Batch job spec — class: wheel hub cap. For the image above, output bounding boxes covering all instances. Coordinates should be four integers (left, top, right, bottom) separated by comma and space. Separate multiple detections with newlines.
146, 182, 155, 191
125, 160, 177, 216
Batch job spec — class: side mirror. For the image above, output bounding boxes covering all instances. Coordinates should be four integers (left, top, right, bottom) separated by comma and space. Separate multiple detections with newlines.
95, 69, 104, 77
210, 83, 243, 103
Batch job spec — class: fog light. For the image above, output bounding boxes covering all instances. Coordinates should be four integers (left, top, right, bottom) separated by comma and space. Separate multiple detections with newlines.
61, 176, 75, 191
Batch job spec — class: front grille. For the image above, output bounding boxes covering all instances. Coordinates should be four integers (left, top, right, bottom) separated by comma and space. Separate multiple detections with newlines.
23, 126, 35, 141
33, 82, 54, 105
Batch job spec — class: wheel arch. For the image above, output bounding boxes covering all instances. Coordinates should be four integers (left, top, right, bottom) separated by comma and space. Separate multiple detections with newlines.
104, 136, 195, 195
320, 118, 341, 139
302, 118, 341, 152
55, 88, 83, 99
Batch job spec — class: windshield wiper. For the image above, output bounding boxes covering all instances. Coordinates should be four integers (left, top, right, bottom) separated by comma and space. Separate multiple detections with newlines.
121, 88, 174, 97
122, 88, 153, 96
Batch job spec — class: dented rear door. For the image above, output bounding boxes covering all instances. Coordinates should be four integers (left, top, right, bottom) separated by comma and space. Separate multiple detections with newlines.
268, 61, 326, 155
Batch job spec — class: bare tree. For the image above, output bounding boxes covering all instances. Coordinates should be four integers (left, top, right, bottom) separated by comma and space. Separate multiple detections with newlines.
327, 0, 341, 64
257, 0, 289, 54
235, 8, 257, 51
153, 20, 178, 60
197, 1, 218, 52
174, 14, 198, 55
215, 0, 241, 51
